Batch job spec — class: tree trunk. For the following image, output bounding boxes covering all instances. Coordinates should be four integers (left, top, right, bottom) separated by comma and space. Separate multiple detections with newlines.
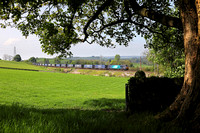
157, 0, 200, 132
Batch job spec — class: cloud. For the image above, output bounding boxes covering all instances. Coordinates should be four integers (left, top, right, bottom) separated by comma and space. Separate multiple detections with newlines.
3, 38, 21, 46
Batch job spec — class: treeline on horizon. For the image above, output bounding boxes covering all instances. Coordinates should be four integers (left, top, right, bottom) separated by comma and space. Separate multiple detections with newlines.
33, 56, 152, 67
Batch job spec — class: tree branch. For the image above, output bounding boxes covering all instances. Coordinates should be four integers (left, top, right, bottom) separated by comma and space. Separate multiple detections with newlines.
83, 0, 113, 41
94, 18, 163, 36
128, 0, 182, 30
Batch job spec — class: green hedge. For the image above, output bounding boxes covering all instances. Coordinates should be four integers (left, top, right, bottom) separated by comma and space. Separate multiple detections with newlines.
127, 76, 183, 112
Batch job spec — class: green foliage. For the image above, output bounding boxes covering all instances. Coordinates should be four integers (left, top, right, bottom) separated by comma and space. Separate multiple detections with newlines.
54, 57, 61, 64
134, 70, 146, 79
110, 60, 118, 65
164, 65, 185, 78
114, 54, 120, 62
0, 0, 180, 57
13, 54, 22, 62
44, 58, 50, 64
145, 8, 184, 78
28, 57, 36, 63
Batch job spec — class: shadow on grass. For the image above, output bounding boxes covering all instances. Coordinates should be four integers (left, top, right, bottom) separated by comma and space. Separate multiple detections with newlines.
0, 103, 183, 133
83, 98, 125, 111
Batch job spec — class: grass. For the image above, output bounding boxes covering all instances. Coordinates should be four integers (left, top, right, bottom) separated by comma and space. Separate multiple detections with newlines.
0, 62, 183, 132
0, 104, 183, 133
0, 68, 127, 110
0, 60, 45, 71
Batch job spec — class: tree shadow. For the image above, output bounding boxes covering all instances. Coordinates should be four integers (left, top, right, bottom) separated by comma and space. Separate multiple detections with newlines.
0, 103, 183, 133
83, 98, 125, 111
0, 103, 126, 133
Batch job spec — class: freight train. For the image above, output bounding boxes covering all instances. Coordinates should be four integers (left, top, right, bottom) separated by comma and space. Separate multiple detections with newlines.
34, 63, 129, 70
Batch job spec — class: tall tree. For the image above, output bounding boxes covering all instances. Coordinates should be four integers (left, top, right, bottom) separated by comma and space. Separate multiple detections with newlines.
13, 54, 21, 62
1, 0, 200, 131
114, 54, 120, 63
29, 57, 37, 63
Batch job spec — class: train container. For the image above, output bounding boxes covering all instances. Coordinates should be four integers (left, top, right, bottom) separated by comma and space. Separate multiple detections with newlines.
56, 64, 61, 67
48, 64, 52, 67
67, 64, 74, 68
51, 64, 55, 67
61, 64, 67, 67
84, 64, 94, 69
75, 64, 83, 68
44, 64, 48, 66
94, 65, 107, 69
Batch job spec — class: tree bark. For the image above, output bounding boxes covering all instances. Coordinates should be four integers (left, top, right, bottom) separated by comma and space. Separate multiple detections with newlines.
157, 0, 200, 132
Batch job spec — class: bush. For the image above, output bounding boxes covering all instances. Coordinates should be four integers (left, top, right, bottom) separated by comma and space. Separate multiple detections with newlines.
127, 77, 183, 112
134, 70, 146, 79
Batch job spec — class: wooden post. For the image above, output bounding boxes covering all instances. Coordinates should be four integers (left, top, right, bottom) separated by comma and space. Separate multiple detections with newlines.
125, 83, 129, 112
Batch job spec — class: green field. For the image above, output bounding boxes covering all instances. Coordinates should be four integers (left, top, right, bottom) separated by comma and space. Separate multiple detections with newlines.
0, 60, 45, 71
0, 61, 182, 133
0, 68, 127, 110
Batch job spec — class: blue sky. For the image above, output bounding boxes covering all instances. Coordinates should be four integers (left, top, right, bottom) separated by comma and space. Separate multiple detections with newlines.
0, 27, 147, 60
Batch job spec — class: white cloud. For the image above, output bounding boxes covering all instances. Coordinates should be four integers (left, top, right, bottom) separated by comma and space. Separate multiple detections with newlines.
3, 38, 21, 46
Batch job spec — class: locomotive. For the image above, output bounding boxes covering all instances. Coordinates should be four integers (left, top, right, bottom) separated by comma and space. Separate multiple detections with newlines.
34, 63, 129, 70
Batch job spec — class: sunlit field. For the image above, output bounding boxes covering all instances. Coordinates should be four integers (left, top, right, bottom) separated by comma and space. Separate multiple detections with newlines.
0, 68, 127, 110
0, 60, 45, 71
0, 61, 183, 132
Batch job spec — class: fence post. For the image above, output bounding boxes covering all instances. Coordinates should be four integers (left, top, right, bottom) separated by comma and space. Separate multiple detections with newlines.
125, 83, 129, 112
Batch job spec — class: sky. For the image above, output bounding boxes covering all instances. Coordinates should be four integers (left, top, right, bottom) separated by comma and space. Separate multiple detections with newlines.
0, 27, 147, 60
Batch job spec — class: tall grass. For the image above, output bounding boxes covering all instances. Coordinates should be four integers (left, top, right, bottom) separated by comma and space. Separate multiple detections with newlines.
0, 104, 183, 133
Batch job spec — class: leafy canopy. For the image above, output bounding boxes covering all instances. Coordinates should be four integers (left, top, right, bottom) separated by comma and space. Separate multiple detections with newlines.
0, 0, 182, 57
144, 8, 184, 77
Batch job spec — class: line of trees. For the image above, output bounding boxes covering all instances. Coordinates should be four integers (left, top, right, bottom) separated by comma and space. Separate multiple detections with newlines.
32, 55, 152, 68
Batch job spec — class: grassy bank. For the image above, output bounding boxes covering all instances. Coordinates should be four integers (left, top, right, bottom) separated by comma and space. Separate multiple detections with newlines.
0, 60, 45, 71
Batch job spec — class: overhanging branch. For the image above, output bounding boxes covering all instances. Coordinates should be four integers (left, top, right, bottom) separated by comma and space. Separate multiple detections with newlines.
83, 0, 113, 41
128, 0, 182, 30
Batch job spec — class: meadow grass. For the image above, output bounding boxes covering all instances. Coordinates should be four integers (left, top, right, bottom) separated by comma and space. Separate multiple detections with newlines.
0, 60, 45, 71
0, 103, 183, 133
0, 66, 183, 132
0, 68, 127, 110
